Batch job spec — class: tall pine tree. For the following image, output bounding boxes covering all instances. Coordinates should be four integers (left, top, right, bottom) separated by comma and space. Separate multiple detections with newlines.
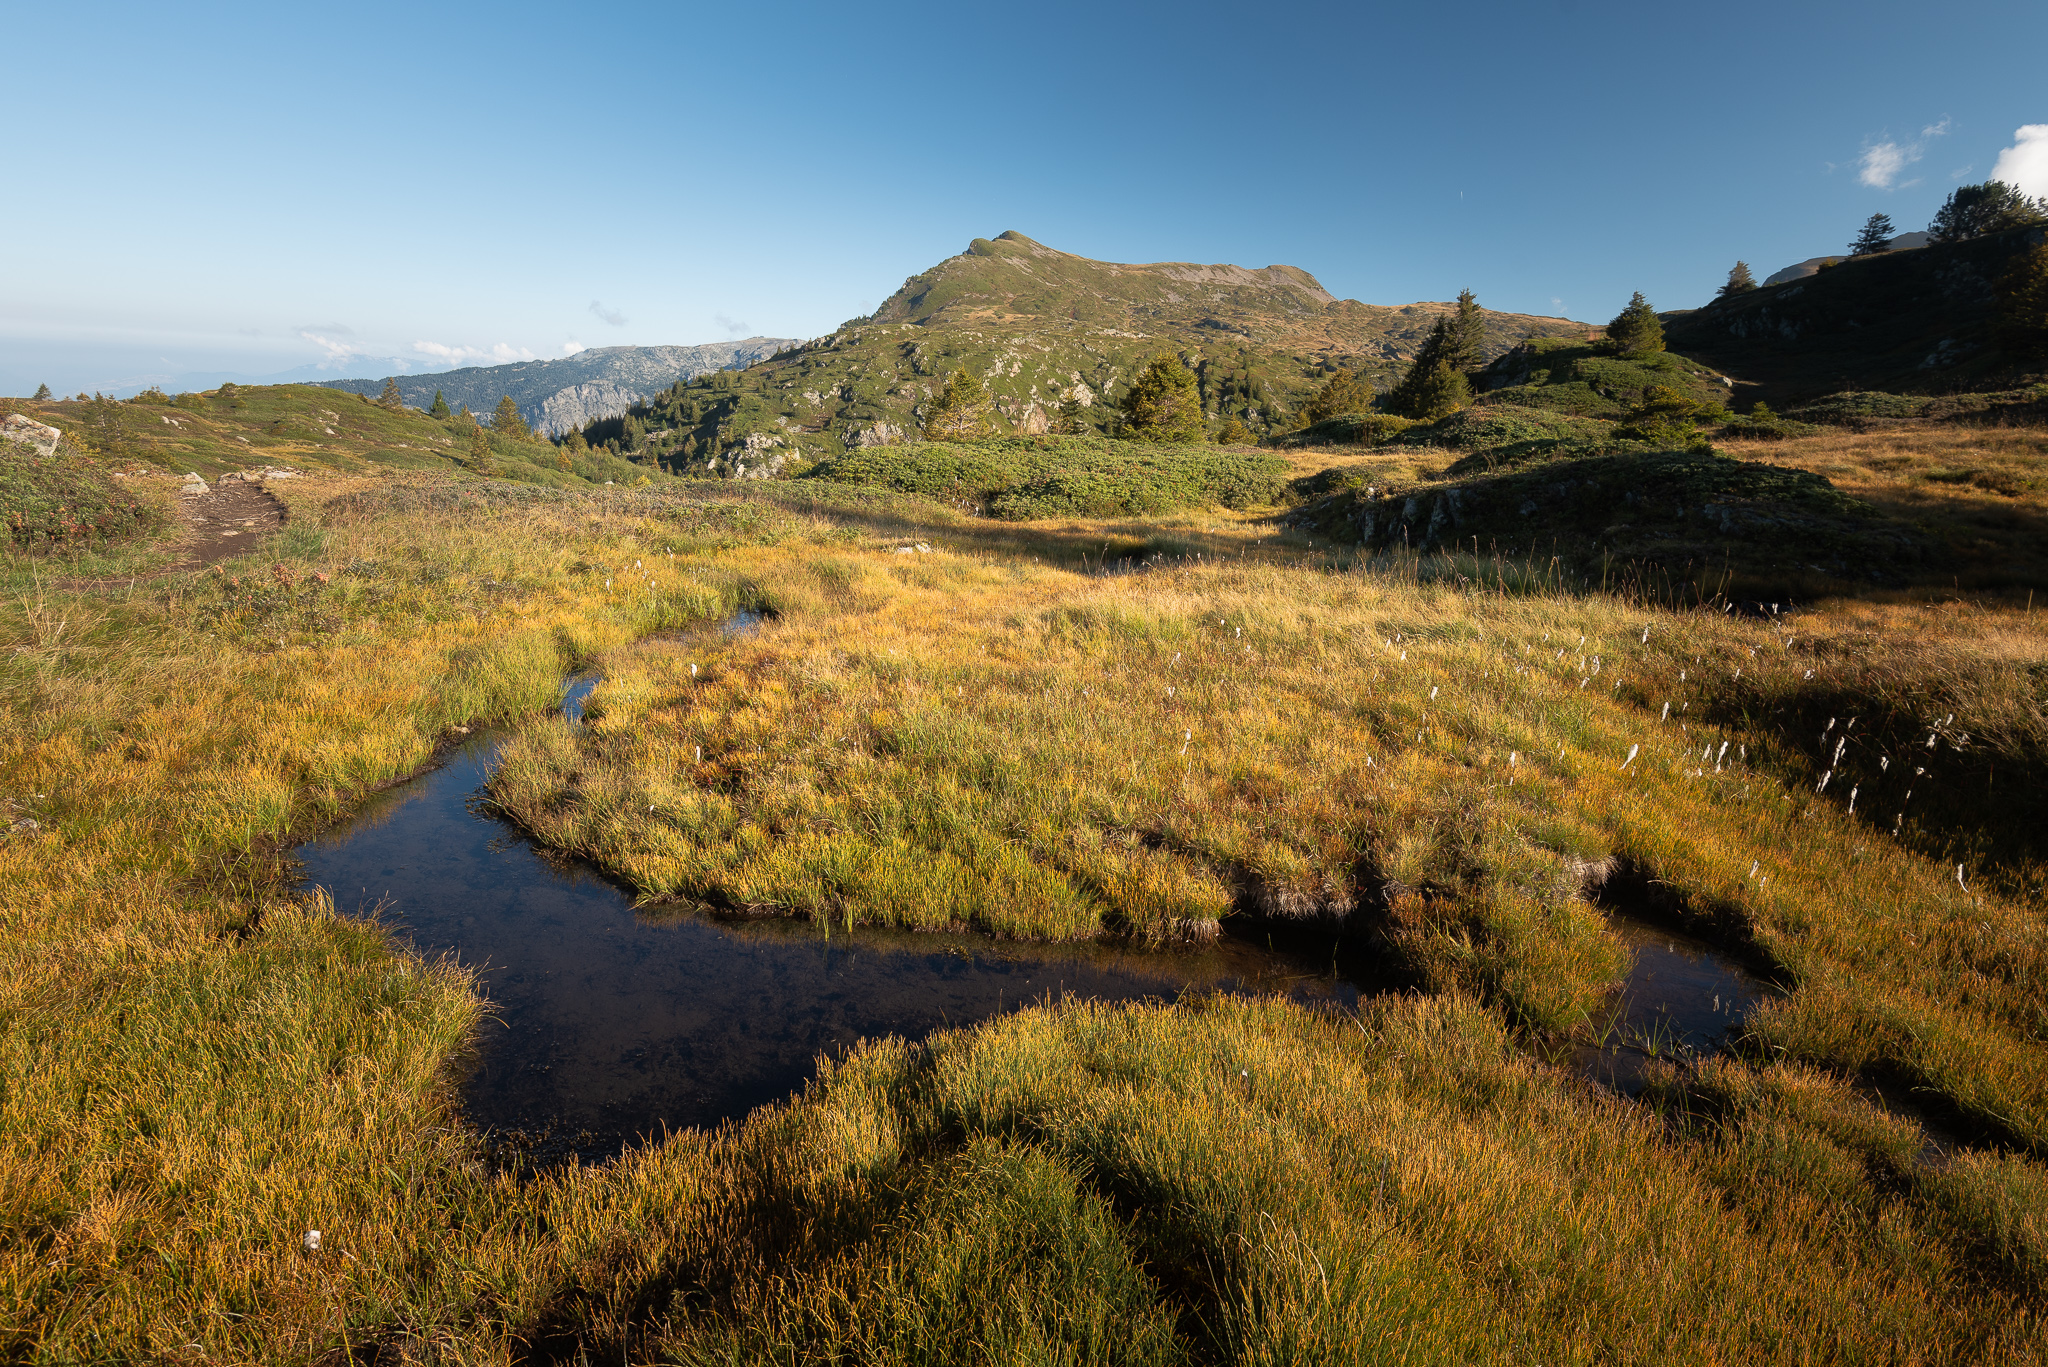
1850, 212, 1896, 256
491, 395, 530, 439
1385, 317, 1465, 418
378, 377, 405, 410
1447, 288, 1486, 374
32, 383, 51, 401
428, 389, 451, 418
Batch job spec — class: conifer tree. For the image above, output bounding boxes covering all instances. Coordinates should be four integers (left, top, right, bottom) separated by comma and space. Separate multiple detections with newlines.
1118, 353, 1205, 443
1405, 361, 1472, 421
467, 424, 495, 476
1385, 318, 1462, 418
429, 390, 451, 418
1607, 291, 1664, 354
1301, 368, 1375, 426
378, 377, 404, 410
1717, 262, 1758, 298
1215, 415, 1256, 445
1929, 181, 2048, 244
1447, 289, 1487, 374
922, 367, 993, 441
32, 383, 51, 401
1053, 393, 1089, 435
555, 447, 574, 472
1850, 213, 1896, 256
491, 395, 529, 439
1993, 240, 2048, 361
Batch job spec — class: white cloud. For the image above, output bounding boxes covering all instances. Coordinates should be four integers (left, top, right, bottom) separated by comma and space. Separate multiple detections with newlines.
1859, 140, 1916, 188
1991, 124, 2048, 198
589, 300, 627, 326
298, 323, 363, 369
1857, 118, 1952, 190
412, 340, 537, 367
714, 312, 751, 338
562, 339, 587, 355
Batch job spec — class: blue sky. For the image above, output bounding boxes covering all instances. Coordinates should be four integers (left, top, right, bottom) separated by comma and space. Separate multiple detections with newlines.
5, 0, 2045, 395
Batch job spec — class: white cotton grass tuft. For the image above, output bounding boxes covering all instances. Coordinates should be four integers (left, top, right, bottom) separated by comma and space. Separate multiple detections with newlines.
1621, 744, 1638, 770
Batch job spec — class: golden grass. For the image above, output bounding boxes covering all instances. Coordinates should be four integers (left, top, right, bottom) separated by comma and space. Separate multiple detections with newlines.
1723, 423, 2048, 591
1, 449, 2044, 1361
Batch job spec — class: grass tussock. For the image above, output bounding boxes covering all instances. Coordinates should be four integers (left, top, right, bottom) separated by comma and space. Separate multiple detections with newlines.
2, 427, 2046, 1361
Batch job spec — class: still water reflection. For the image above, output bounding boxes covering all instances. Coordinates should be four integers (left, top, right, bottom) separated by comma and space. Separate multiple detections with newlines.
296, 691, 1380, 1160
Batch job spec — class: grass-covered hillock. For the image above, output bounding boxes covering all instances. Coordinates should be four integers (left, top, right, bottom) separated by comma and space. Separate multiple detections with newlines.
1289, 446, 1927, 586
1789, 384, 2048, 428
803, 437, 1291, 520
2, 385, 667, 489
1, 441, 168, 551
1475, 340, 1736, 418
1271, 412, 1420, 448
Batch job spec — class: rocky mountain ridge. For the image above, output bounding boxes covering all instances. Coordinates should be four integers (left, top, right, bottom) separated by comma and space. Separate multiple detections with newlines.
318, 339, 795, 435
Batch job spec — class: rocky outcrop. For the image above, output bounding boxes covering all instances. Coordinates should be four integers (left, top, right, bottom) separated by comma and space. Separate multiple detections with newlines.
536, 382, 650, 437
1, 414, 62, 458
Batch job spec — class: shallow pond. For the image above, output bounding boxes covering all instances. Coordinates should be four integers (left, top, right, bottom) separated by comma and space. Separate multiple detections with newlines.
296, 680, 1389, 1161
1572, 915, 1776, 1094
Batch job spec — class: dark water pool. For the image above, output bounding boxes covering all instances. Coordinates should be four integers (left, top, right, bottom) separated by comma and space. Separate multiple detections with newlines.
1570, 916, 1775, 1094
295, 681, 1386, 1161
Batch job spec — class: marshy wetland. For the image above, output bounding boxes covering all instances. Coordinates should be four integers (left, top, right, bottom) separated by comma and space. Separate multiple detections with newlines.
5, 408, 2048, 1362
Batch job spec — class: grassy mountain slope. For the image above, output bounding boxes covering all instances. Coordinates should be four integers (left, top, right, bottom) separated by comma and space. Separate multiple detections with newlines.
589, 232, 1588, 477
1664, 225, 2048, 405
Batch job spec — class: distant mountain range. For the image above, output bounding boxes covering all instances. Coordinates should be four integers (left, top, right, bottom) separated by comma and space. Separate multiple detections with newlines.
317, 339, 797, 436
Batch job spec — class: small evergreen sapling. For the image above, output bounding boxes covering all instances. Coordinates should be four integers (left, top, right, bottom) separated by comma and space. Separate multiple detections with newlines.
1607, 291, 1664, 354
1850, 213, 1896, 256
32, 383, 51, 401
1717, 262, 1758, 298
467, 424, 495, 475
922, 367, 993, 440
429, 390, 451, 418
1301, 368, 1375, 426
378, 378, 404, 410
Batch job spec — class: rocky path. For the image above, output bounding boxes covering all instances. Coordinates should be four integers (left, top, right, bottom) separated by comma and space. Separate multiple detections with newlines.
175, 473, 290, 568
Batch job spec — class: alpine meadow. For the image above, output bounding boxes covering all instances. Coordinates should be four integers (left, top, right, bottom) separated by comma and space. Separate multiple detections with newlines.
7, 104, 2048, 1367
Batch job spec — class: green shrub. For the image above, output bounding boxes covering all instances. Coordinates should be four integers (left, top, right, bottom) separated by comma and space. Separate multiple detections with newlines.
1405, 404, 1612, 451
2, 446, 170, 551
1276, 413, 1419, 448
804, 437, 1290, 520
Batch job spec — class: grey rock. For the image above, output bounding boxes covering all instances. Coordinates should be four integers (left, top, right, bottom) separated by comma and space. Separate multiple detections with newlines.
1, 414, 61, 458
